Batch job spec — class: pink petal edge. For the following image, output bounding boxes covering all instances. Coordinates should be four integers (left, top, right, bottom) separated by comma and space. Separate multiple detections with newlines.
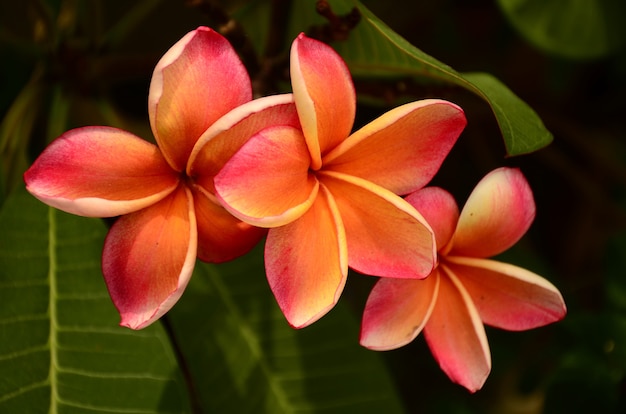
290, 33, 355, 170
265, 184, 348, 328
320, 170, 436, 279
444, 256, 567, 330
24, 126, 178, 217
214, 126, 319, 228
323, 99, 466, 195
149, 27, 252, 171
360, 275, 439, 351
187, 93, 298, 179
424, 267, 491, 392
102, 185, 197, 329
405, 186, 459, 251
450, 167, 535, 258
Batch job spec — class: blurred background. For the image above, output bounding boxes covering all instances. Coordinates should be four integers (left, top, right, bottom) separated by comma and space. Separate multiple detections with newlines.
1, 0, 625, 412
364, 2, 626, 413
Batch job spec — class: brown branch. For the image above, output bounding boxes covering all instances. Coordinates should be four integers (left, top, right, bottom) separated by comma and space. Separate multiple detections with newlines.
308, 0, 361, 43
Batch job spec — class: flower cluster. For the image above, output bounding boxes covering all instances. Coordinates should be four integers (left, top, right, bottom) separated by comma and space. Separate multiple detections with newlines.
360, 167, 566, 391
23, 27, 566, 391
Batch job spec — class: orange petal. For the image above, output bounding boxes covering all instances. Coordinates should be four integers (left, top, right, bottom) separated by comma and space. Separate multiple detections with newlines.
290, 33, 355, 169
188, 94, 300, 193
24, 126, 178, 217
149, 27, 251, 171
360, 274, 439, 350
265, 185, 347, 328
320, 171, 435, 279
102, 185, 197, 329
215, 126, 318, 227
323, 99, 466, 195
424, 267, 491, 393
450, 167, 535, 258
405, 186, 459, 251
193, 186, 266, 263
445, 256, 566, 330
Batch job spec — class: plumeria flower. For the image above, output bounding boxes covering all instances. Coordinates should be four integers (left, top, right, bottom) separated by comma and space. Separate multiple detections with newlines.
214, 33, 467, 328
23, 27, 298, 329
360, 167, 567, 392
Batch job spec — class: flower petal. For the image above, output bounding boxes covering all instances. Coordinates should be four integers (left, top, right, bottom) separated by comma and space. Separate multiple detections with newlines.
102, 185, 197, 330
424, 268, 491, 393
215, 126, 319, 227
193, 186, 266, 263
450, 167, 535, 258
265, 185, 347, 328
290, 33, 355, 169
405, 186, 459, 251
323, 100, 466, 195
149, 27, 251, 171
24, 126, 178, 217
445, 256, 566, 330
360, 274, 439, 351
320, 171, 435, 279
188, 94, 300, 193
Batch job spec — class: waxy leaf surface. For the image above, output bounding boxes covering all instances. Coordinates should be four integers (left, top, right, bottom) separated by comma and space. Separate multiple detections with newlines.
0, 189, 191, 413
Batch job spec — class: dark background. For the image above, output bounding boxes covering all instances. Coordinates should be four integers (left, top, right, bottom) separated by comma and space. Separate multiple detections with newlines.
1, 1, 625, 412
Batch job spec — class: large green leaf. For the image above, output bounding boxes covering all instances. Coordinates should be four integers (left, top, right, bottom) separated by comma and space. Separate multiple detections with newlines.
497, 0, 626, 60
0, 189, 191, 413
168, 247, 406, 413
0, 188, 406, 412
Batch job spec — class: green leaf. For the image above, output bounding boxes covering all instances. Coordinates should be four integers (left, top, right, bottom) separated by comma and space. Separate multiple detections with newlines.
334, 0, 553, 156
0, 189, 191, 413
168, 247, 406, 413
497, 0, 626, 60
461, 72, 553, 156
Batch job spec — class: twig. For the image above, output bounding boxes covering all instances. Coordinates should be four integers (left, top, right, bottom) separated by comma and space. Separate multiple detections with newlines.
308, 0, 361, 43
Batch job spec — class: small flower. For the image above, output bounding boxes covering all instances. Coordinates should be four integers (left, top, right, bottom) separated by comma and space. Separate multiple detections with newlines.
214, 33, 466, 328
23, 27, 296, 329
360, 167, 567, 392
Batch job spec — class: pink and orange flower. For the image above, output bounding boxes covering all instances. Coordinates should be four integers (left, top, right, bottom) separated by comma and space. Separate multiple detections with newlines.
214, 34, 467, 328
360, 167, 567, 392
23, 27, 298, 329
